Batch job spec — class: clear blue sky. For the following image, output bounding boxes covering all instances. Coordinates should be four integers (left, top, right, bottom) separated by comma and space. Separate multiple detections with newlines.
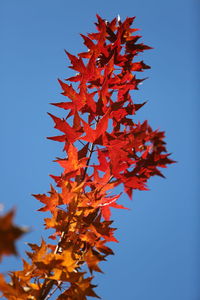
0, 1, 199, 299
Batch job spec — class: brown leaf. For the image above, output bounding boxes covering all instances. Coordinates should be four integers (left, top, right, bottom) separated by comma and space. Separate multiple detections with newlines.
0, 210, 27, 261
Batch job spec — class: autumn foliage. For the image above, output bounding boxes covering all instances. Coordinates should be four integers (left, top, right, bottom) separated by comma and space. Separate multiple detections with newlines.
0, 210, 26, 261
0, 15, 174, 299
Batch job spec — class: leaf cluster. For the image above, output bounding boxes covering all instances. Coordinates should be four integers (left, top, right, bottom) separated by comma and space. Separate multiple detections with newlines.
0, 15, 174, 299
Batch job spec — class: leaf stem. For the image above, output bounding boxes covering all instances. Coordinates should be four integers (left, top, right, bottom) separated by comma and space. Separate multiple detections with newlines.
39, 115, 101, 299
45, 283, 61, 299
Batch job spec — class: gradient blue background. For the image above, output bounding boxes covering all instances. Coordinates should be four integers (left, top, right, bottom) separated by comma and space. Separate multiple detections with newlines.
0, 1, 199, 299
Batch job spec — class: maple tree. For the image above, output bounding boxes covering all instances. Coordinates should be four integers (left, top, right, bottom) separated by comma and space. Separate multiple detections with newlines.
0, 15, 174, 299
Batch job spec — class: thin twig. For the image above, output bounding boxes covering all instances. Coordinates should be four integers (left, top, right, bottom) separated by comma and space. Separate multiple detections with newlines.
39, 115, 101, 299
78, 140, 85, 146
45, 282, 62, 299
82, 142, 95, 179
